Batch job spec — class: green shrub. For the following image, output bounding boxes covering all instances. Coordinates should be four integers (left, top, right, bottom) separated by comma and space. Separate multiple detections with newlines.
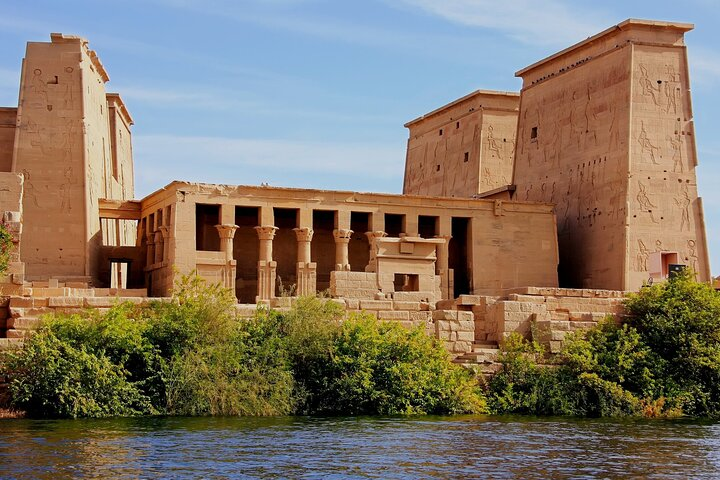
0, 223, 14, 276
4, 330, 153, 418
302, 313, 487, 415
624, 270, 720, 416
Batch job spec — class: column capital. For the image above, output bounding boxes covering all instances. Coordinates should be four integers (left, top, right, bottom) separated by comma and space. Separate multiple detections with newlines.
158, 225, 170, 239
434, 234, 452, 242
293, 227, 314, 242
255, 225, 278, 241
215, 224, 239, 240
365, 230, 387, 240
333, 228, 353, 242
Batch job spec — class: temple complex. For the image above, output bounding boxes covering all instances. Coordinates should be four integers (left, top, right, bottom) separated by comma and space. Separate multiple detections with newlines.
0, 20, 711, 359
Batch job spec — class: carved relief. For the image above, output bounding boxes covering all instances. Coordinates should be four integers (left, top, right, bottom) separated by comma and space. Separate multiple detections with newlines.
637, 239, 650, 271
669, 134, 683, 173
638, 121, 661, 165
674, 186, 691, 231
638, 64, 661, 106
636, 181, 658, 223
686, 239, 698, 273
664, 64, 680, 114
30, 68, 48, 108
486, 125, 503, 160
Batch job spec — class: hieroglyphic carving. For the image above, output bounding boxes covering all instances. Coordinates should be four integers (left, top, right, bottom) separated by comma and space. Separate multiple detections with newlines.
636, 181, 658, 223
674, 186, 691, 231
664, 64, 680, 114
486, 125, 503, 160
637, 239, 650, 271
669, 134, 683, 173
638, 121, 661, 165
686, 239, 698, 273
638, 64, 661, 106
30, 68, 48, 108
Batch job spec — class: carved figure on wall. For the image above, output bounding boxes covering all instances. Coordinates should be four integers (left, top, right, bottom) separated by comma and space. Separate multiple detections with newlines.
608, 103, 621, 152
543, 119, 560, 166
638, 121, 661, 165
669, 134, 683, 173
525, 184, 533, 201
486, 125, 503, 160
674, 187, 691, 231
637, 181, 658, 223
637, 239, 650, 271
30, 68, 48, 107
687, 239, 698, 273
638, 64, 661, 106
584, 86, 598, 146
570, 89, 587, 150
482, 167, 492, 187
664, 64, 680, 114
655, 239, 664, 252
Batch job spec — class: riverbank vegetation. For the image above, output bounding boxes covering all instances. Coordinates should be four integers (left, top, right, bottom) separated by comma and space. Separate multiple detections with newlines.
1, 275, 486, 418
3, 271, 719, 419
488, 271, 720, 418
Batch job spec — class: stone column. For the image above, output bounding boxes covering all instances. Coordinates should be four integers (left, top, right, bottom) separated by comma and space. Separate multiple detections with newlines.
293, 227, 316, 296
333, 229, 353, 271
145, 230, 155, 267
435, 234, 452, 300
255, 226, 278, 301
216, 224, 239, 297
159, 226, 170, 266
364, 231, 387, 273
154, 230, 164, 265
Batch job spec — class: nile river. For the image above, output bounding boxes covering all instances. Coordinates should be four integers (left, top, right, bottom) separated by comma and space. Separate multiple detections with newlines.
1, 415, 719, 478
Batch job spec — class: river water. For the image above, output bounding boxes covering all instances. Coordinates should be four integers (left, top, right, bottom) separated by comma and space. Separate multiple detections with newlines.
1, 415, 719, 479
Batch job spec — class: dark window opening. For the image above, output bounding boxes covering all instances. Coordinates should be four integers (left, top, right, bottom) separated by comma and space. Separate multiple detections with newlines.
418, 215, 438, 239
349, 211, 370, 272
385, 213, 404, 237
273, 208, 299, 295
235, 206, 260, 303
312, 210, 335, 293
196, 204, 220, 251
463, 152, 469, 162
449, 217, 471, 297
394, 273, 420, 292
47, 76, 58, 84
456, 121, 460, 129
531, 127, 538, 139
439, 129, 443, 136
436, 164, 440, 172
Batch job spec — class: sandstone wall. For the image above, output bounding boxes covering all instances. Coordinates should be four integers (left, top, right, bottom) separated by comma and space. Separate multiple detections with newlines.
404, 91, 518, 198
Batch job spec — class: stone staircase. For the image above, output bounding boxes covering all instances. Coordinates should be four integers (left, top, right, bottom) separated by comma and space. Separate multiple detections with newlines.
452, 340, 503, 375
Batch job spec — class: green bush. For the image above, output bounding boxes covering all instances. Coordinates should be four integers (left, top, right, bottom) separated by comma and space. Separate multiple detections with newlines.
624, 270, 720, 416
2, 274, 485, 418
0, 223, 14, 276
302, 313, 487, 415
5, 330, 154, 418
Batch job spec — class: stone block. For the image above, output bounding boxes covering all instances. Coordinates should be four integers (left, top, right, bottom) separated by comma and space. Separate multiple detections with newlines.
457, 331, 475, 342
378, 310, 410, 321
48, 297, 84, 307
432, 310, 458, 321
457, 311, 474, 322
85, 297, 117, 308
457, 320, 474, 331
344, 299, 359, 310
392, 301, 421, 311
359, 300, 393, 311
409, 311, 431, 322
7, 317, 43, 330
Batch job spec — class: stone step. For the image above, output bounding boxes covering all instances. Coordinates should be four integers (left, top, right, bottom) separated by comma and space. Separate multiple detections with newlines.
6, 317, 43, 330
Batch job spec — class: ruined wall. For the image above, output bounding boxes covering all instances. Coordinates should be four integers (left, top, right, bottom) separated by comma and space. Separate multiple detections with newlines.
512, 20, 709, 291
0, 109, 17, 173
403, 91, 518, 198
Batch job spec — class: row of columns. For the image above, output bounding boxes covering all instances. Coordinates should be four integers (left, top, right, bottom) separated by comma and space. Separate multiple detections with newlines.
203, 206, 455, 302
210, 224, 453, 302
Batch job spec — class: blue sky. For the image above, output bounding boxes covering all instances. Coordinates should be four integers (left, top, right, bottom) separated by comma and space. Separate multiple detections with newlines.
1, 0, 719, 272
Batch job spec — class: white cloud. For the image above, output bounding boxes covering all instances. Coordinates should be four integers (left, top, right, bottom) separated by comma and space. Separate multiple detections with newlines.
688, 48, 720, 87
133, 134, 405, 197
388, 0, 610, 46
